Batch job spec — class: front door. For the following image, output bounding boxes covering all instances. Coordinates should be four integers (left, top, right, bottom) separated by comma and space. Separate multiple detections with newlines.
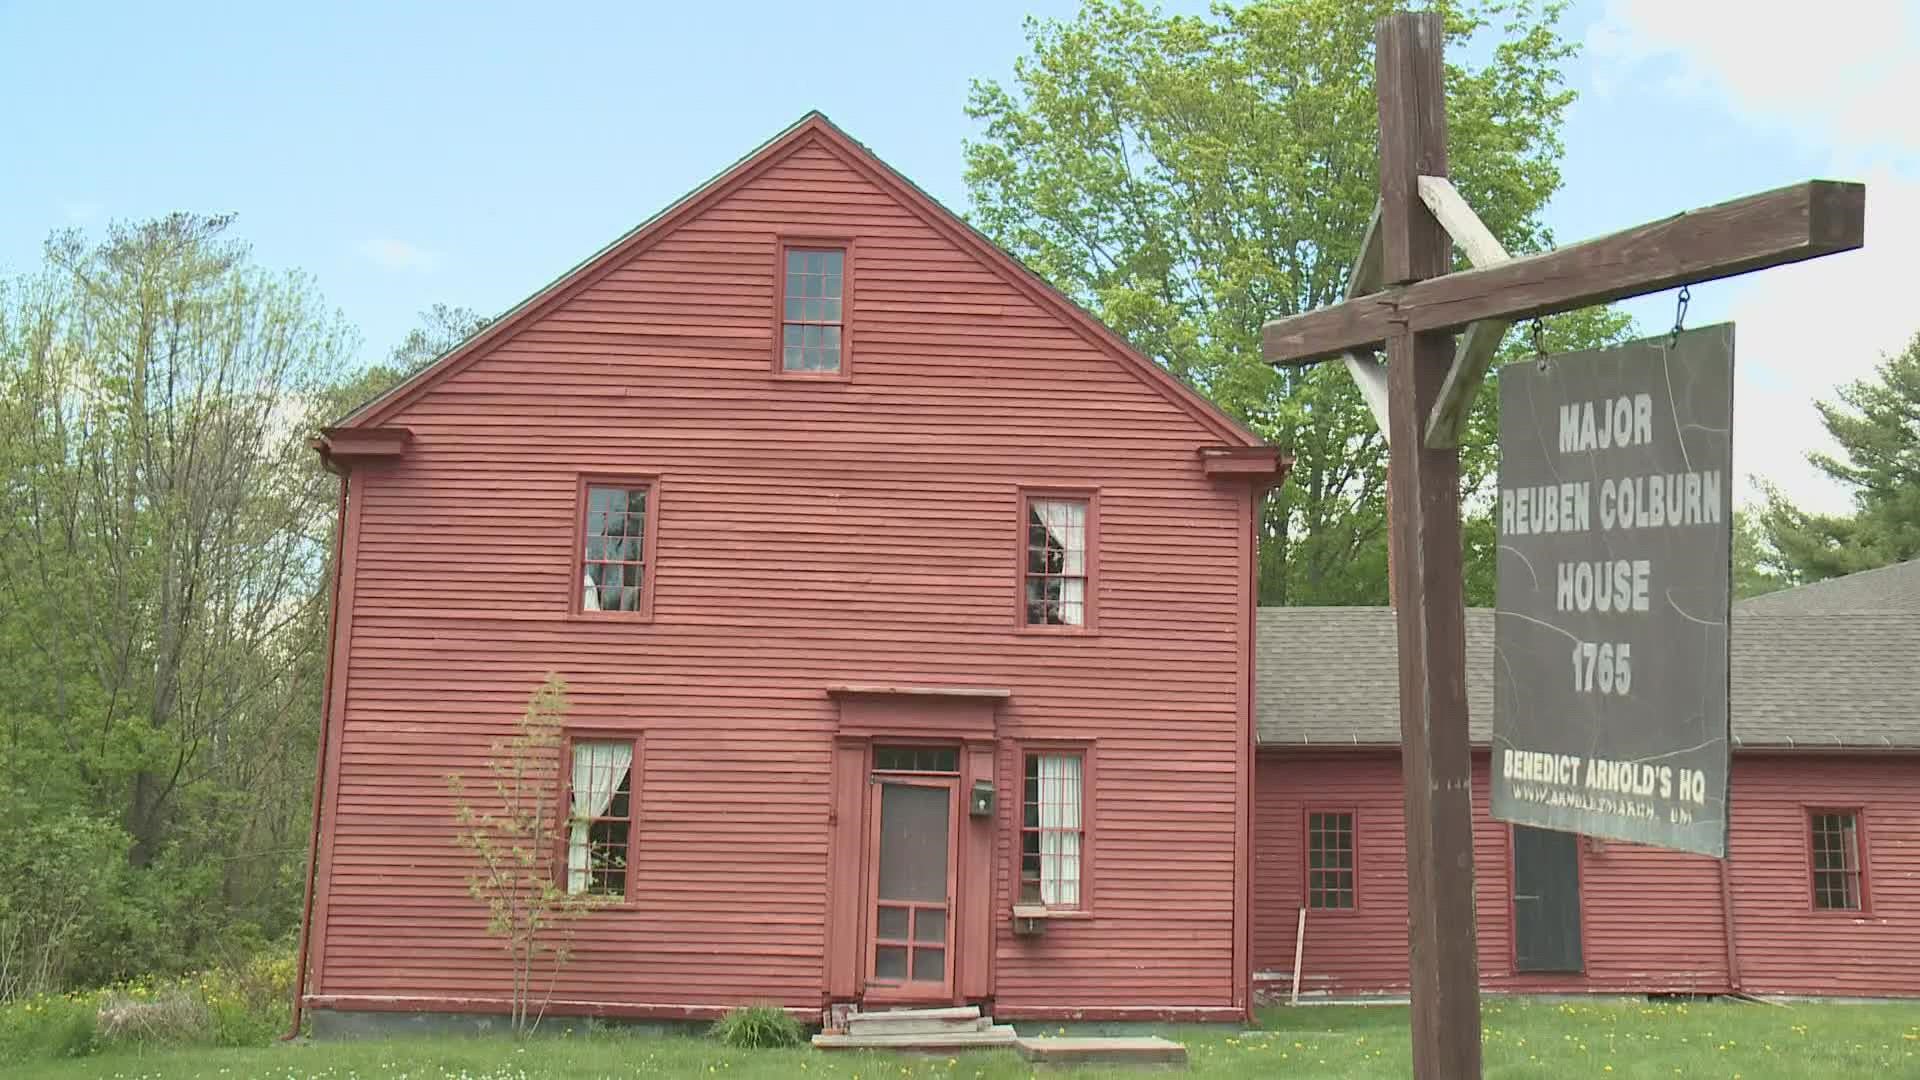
864, 755, 958, 1001
1512, 825, 1584, 973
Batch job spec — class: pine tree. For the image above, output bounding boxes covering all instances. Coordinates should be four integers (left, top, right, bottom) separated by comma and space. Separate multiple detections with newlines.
1760, 331, 1920, 583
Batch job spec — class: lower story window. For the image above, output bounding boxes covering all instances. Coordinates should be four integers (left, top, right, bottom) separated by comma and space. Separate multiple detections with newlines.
1306, 811, 1355, 909
1810, 810, 1864, 911
1020, 751, 1084, 909
567, 738, 635, 898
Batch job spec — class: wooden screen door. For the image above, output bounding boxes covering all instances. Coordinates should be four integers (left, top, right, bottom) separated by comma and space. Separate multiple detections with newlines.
864, 777, 958, 1000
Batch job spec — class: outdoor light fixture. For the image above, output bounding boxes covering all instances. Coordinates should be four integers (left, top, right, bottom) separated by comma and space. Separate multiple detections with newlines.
969, 779, 995, 817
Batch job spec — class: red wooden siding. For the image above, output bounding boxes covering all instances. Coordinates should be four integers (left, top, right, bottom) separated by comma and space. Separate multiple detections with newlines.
306, 122, 1258, 1020
1255, 749, 1920, 997
1727, 756, 1920, 997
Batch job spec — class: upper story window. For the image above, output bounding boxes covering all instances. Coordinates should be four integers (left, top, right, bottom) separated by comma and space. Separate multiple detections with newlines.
1022, 494, 1093, 629
1306, 810, 1356, 910
777, 243, 848, 376
566, 737, 637, 899
1810, 809, 1865, 911
579, 480, 655, 618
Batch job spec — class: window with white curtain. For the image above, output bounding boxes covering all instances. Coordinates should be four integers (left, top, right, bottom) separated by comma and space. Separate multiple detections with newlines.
567, 738, 636, 897
1024, 497, 1089, 627
1020, 751, 1085, 909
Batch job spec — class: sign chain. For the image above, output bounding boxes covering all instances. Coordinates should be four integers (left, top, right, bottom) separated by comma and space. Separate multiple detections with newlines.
1667, 285, 1692, 347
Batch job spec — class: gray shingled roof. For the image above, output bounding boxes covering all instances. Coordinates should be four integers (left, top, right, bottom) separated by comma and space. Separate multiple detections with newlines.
1735, 558, 1920, 614
1255, 607, 1920, 749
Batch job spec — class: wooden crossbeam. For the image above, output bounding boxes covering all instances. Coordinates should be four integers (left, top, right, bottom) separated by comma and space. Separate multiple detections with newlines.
1262, 179, 1865, 366
1417, 176, 1513, 449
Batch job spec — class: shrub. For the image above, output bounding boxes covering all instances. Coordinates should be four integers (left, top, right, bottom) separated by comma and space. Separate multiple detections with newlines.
0, 943, 296, 1062
0, 992, 99, 1059
710, 1003, 806, 1049
95, 987, 209, 1045
201, 946, 295, 1045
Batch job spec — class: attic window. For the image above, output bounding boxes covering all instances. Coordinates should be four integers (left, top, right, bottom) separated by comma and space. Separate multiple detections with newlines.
776, 242, 850, 377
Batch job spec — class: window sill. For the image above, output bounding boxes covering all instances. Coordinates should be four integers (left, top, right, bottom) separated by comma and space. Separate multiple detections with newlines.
565, 611, 657, 625
770, 369, 852, 383
1012, 904, 1092, 921
574, 898, 638, 911
1014, 625, 1100, 638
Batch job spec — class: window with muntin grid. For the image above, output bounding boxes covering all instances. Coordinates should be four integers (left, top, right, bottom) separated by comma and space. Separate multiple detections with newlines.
1307, 810, 1356, 909
566, 738, 636, 899
1810, 810, 1864, 911
780, 247, 844, 374
581, 483, 650, 615
1024, 497, 1089, 627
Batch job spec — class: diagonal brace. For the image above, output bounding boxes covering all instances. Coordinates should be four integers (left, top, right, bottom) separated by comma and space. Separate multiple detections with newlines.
1417, 176, 1511, 448
1341, 201, 1392, 441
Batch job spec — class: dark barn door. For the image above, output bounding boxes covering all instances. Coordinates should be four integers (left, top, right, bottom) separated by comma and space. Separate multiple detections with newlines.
1512, 825, 1583, 973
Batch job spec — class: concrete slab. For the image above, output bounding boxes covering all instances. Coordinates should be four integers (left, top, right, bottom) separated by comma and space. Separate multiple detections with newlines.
1014, 1035, 1189, 1067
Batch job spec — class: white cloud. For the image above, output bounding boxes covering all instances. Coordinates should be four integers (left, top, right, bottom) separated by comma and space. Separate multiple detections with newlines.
359, 236, 441, 272
1588, 1, 1920, 513
1588, 0, 1920, 159
60, 199, 102, 225
1723, 167, 1917, 514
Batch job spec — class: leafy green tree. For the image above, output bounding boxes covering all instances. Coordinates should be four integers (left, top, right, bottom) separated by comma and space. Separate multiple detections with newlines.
386, 302, 491, 376
0, 213, 355, 982
965, 0, 1628, 604
1760, 331, 1920, 584
1731, 511, 1786, 600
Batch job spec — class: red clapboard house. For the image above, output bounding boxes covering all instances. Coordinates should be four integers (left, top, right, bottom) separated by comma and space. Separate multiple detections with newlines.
293, 113, 1287, 1029
1252, 559, 1920, 1001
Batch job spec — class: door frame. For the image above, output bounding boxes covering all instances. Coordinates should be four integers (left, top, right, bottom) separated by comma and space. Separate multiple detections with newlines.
861, 774, 961, 1003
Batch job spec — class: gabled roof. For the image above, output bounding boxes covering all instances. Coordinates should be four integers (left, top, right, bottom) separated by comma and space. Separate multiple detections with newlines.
331, 112, 1264, 449
1735, 558, 1920, 614
1255, 607, 1920, 750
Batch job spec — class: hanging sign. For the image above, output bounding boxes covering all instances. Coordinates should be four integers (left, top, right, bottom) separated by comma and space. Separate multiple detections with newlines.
1492, 324, 1733, 857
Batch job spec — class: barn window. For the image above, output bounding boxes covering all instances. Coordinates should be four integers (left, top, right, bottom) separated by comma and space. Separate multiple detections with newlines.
566, 737, 636, 898
578, 480, 654, 618
1810, 810, 1865, 911
1305, 810, 1356, 910
1020, 751, 1085, 909
1022, 494, 1093, 628
777, 244, 848, 375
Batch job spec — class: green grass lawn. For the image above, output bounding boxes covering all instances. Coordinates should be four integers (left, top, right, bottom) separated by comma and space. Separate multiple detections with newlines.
21, 999, 1920, 1079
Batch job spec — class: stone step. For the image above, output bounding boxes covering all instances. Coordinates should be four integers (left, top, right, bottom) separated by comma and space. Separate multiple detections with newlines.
1014, 1035, 1190, 1067
847, 1014, 991, 1036
812, 1024, 1018, 1052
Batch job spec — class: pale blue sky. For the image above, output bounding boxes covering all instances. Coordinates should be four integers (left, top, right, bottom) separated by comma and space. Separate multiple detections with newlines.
3, 1, 1913, 509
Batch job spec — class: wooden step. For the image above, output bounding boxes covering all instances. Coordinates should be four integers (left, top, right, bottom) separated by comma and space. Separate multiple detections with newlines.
849, 1005, 980, 1022
812, 1024, 1018, 1052
847, 1013, 991, 1036
1014, 1036, 1189, 1066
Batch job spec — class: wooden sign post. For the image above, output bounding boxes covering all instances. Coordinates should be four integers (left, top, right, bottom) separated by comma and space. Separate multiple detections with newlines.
1260, 13, 1864, 1078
